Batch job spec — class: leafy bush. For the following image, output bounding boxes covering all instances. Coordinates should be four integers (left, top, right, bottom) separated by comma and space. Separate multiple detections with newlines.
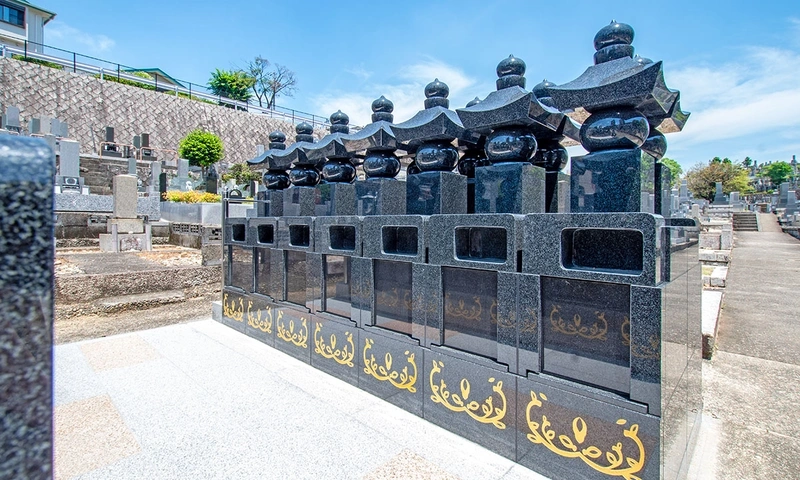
162, 190, 221, 203
95, 73, 156, 90
221, 163, 261, 185
161, 90, 216, 104
178, 129, 224, 173
12, 54, 63, 69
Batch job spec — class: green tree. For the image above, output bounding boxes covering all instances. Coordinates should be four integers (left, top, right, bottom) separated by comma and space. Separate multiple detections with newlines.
263, 64, 297, 109
221, 163, 261, 191
178, 130, 224, 176
659, 157, 683, 188
742, 156, 754, 168
208, 69, 254, 104
763, 161, 793, 186
686, 159, 752, 201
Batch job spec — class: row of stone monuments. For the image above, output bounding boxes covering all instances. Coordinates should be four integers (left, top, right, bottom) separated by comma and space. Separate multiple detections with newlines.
219, 22, 701, 480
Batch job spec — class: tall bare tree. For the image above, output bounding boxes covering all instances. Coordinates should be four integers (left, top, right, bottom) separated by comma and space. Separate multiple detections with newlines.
244, 57, 298, 109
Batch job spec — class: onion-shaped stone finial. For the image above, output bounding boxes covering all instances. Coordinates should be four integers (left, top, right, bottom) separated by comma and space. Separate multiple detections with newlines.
593, 21, 635, 64
267, 131, 287, 150
466, 97, 482, 108
329, 110, 350, 134
295, 121, 314, 143
532, 79, 557, 108
424, 79, 450, 109
371, 95, 394, 123
496, 55, 526, 90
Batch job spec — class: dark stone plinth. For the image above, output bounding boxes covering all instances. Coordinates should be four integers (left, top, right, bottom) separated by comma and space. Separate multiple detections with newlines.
224, 217, 249, 245
515, 273, 540, 375
273, 304, 313, 363
412, 263, 441, 347
427, 214, 522, 273
248, 218, 277, 249
0, 136, 54, 480
350, 256, 373, 328
356, 178, 406, 216
523, 213, 663, 287
541, 276, 632, 394
362, 215, 427, 264
255, 247, 278, 301
277, 217, 315, 252
515, 374, 661, 480
571, 149, 649, 213
314, 216, 362, 257
283, 186, 316, 217
311, 316, 359, 386
314, 182, 356, 216
631, 285, 664, 415
475, 163, 545, 214
359, 325, 424, 416
373, 259, 414, 337
228, 246, 254, 292
423, 349, 517, 459
545, 171, 570, 213
406, 171, 467, 215
256, 190, 284, 217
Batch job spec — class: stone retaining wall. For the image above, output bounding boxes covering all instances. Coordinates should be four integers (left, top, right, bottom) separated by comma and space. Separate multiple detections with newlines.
0, 57, 324, 164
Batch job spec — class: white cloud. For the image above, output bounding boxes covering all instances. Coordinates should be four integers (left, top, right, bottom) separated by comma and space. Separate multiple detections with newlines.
667, 45, 800, 165
46, 21, 115, 53
345, 65, 373, 81
312, 58, 491, 127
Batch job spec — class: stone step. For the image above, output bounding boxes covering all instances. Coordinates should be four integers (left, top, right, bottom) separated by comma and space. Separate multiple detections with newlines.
732, 212, 759, 231
95, 289, 186, 314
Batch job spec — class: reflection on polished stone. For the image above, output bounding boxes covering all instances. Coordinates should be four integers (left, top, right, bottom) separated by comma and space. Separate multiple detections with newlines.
541, 276, 631, 394
324, 255, 352, 319
256, 248, 272, 298
374, 260, 413, 335
285, 250, 307, 306
442, 267, 498, 360
230, 246, 253, 292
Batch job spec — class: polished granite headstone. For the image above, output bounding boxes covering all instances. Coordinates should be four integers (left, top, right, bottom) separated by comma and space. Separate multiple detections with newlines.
393, 79, 470, 215
276, 122, 320, 217
550, 21, 689, 213
342, 96, 407, 216
0, 136, 54, 479
306, 111, 357, 216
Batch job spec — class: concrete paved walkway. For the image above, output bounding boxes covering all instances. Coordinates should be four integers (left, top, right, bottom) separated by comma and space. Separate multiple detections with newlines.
54, 320, 546, 480
688, 214, 800, 478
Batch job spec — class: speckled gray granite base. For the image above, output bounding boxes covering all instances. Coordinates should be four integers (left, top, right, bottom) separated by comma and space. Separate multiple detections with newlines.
55, 193, 160, 218
0, 136, 54, 479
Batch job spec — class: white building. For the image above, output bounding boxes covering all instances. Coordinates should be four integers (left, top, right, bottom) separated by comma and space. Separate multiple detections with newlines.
0, 1, 56, 53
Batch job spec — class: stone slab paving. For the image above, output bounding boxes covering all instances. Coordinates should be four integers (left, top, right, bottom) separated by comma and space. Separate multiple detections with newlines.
54, 320, 547, 480
688, 213, 800, 479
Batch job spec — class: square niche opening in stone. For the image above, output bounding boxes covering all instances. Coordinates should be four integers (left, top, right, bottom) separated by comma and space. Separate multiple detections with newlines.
285, 250, 307, 307
289, 224, 310, 247
324, 255, 352, 319
231, 224, 246, 242
256, 248, 272, 297
442, 267, 498, 360
230, 246, 253, 292
561, 228, 643, 275
455, 227, 507, 263
373, 259, 413, 336
257, 224, 274, 245
329, 225, 356, 251
381, 226, 418, 256
541, 276, 631, 394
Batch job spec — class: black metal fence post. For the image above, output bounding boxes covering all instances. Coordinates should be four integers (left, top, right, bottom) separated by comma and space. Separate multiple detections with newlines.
72, 52, 76, 72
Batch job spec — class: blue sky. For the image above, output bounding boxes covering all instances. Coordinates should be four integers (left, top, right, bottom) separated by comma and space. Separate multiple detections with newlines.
39, 0, 800, 171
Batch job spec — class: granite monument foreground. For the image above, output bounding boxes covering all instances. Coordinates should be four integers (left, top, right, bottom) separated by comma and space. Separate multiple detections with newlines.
221, 22, 701, 480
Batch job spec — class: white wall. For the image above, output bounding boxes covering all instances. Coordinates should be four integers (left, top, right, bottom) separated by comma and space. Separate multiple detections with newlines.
0, 5, 48, 52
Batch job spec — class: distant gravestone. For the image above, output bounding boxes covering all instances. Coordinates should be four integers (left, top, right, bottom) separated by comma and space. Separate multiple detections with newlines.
28, 117, 41, 134
4, 106, 20, 132
127, 157, 138, 175
206, 166, 218, 195
150, 161, 161, 194
777, 182, 790, 208
113, 175, 138, 219
50, 118, 68, 138
713, 182, 727, 204
58, 140, 80, 177
679, 179, 689, 202
786, 190, 798, 215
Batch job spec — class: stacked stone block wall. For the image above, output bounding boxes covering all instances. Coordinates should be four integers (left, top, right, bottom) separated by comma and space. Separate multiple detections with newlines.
0, 57, 323, 164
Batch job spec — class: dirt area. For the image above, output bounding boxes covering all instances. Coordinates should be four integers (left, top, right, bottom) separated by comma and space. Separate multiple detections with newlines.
55, 291, 218, 344
54, 245, 220, 344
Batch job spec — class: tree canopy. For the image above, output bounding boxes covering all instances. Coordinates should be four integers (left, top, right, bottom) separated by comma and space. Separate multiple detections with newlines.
208, 69, 254, 103
686, 158, 752, 201
762, 161, 793, 186
660, 157, 683, 188
243, 56, 298, 109
178, 130, 224, 174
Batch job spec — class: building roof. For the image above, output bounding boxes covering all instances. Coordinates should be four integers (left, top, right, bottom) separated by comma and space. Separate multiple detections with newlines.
122, 68, 185, 88
13, 0, 57, 24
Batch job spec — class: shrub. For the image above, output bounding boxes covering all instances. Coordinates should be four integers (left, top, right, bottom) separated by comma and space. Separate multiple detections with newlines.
178, 129, 224, 173
12, 54, 63, 69
95, 73, 155, 90
162, 190, 221, 203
